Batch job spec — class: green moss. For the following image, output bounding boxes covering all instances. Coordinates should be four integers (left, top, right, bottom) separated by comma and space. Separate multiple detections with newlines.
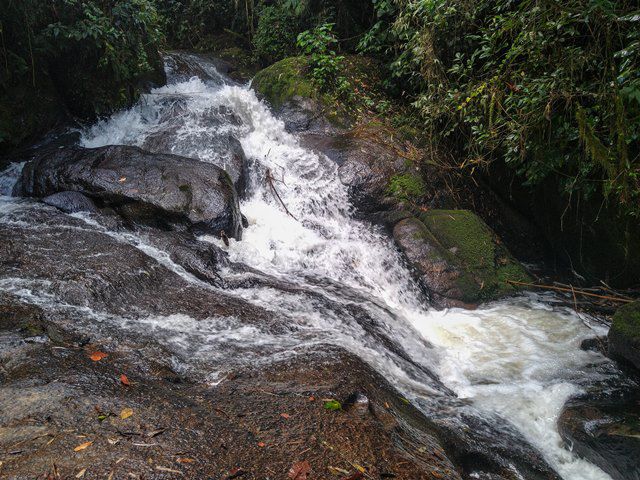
252, 57, 317, 109
419, 209, 531, 301
610, 302, 640, 341
252, 55, 388, 128
388, 173, 426, 203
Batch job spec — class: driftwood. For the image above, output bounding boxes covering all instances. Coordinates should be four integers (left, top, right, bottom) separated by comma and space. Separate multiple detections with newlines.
266, 168, 297, 221
506, 280, 634, 304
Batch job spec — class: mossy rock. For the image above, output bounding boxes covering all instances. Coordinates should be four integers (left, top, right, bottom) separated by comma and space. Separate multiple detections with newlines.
394, 210, 531, 307
608, 302, 640, 371
251, 55, 385, 126
419, 210, 531, 301
252, 57, 317, 109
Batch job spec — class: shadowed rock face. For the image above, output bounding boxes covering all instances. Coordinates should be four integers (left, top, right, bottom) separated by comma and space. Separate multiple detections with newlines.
608, 302, 640, 371
42, 191, 99, 214
558, 389, 640, 480
14, 144, 243, 239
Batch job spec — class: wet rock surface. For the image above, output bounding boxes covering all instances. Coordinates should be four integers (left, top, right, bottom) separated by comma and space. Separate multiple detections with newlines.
559, 387, 640, 480
14, 144, 244, 239
0, 200, 565, 480
0, 287, 560, 480
42, 190, 99, 214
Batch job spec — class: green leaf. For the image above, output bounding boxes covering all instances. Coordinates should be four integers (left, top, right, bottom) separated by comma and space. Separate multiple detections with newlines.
323, 400, 342, 411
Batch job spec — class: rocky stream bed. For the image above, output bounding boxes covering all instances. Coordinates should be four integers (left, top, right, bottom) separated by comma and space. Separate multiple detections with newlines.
0, 52, 638, 480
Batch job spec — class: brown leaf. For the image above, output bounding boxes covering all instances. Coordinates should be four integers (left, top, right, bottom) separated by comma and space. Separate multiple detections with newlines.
288, 460, 311, 480
120, 374, 130, 386
73, 441, 93, 452
257, 442, 266, 448
75, 468, 87, 478
280, 413, 290, 419
176, 458, 195, 464
120, 408, 133, 419
89, 351, 108, 362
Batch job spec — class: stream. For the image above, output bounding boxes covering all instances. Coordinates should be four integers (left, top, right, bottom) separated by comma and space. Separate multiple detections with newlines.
0, 53, 628, 479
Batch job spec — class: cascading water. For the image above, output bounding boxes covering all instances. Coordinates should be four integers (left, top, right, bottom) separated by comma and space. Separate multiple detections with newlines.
0, 53, 624, 479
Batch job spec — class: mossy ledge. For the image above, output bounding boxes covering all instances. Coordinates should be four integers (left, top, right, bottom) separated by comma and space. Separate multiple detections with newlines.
419, 209, 531, 302
394, 209, 532, 307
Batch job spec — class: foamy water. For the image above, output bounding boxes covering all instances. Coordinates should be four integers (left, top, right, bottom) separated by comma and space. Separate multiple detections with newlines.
0, 54, 619, 479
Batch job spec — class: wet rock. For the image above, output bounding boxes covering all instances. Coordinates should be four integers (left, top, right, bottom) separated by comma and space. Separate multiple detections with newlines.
42, 191, 98, 214
0, 204, 261, 320
581, 336, 608, 355
164, 51, 216, 82
142, 230, 229, 286
608, 301, 640, 371
393, 210, 531, 307
558, 389, 640, 480
14, 144, 243, 239
336, 133, 409, 213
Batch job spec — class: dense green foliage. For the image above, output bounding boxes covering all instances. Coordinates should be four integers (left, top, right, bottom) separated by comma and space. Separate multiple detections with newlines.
360, 0, 640, 217
0, 0, 165, 148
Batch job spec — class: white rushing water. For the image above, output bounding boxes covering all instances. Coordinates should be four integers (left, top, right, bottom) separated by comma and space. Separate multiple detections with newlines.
1, 54, 616, 479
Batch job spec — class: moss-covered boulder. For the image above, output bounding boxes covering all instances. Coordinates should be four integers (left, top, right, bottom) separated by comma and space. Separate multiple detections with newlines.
394, 209, 531, 307
608, 302, 640, 370
252, 57, 317, 109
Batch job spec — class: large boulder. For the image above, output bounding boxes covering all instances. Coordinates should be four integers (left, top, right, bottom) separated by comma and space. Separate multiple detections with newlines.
608, 301, 640, 370
558, 389, 640, 480
14, 145, 243, 239
394, 210, 531, 307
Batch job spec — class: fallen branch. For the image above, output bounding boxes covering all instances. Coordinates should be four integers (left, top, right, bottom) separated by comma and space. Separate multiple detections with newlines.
506, 280, 634, 304
266, 168, 297, 221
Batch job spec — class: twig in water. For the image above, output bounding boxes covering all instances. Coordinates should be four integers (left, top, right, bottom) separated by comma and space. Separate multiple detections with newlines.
506, 280, 634, 303
266, 168, 297, 221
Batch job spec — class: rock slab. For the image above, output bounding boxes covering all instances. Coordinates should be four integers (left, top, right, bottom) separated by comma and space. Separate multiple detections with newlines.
14, 145, 243, 239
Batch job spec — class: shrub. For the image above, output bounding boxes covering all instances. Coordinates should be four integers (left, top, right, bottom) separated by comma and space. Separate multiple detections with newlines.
297, 23, 349, 95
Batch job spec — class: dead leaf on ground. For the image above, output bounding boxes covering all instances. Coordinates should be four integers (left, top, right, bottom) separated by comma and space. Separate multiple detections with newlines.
73, 441, 93, 452
107, 438, 120, 445
257, 441, 266, 448
288, 460, 311, 480
89, 351, 108, 362
280, 413, 290, 419
120, 408, 134, 419
176, 458, 195, 464
75, 468, 87, 478
120, 374, 131, 386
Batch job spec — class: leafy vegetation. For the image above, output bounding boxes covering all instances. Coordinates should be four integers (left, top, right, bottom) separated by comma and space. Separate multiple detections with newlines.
297, 23, 349, 95
360, 0, 640, 217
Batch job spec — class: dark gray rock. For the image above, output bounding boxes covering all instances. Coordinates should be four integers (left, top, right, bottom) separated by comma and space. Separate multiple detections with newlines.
608, 302, 640, 371
14, 145, 243, 239
42, 191, 98, 214
558, 390, 640, 480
